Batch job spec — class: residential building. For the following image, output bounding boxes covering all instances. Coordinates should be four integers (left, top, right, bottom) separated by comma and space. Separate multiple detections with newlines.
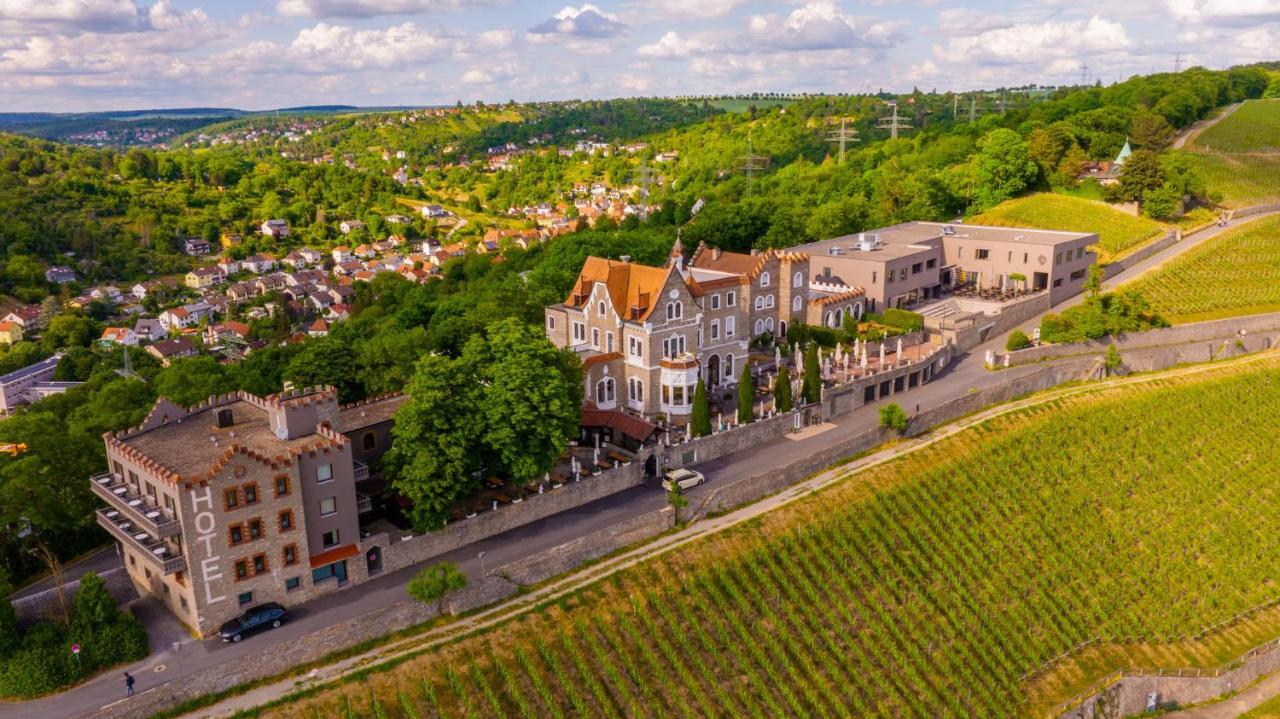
543, 240, 805, 421
261, 219, 291, 239
791, 221, 1098, 312
419, 204, 451, 219
45, 266, 77, 284
0, 321, 21, 346
134, 318, 166, 343
185, 266, 226, 290
147, 337, 197, 366
89, 387, 403, 636
184, 238, 213, 256
99, 327, 140, 347
338, 220, 365, 235
0, 354, 63, 414
3, 306, 42, 332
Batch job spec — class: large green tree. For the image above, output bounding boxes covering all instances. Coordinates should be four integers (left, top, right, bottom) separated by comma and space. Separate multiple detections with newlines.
1117, 150, 1166, 203
690, 377, 711, 437
800, 343, 821, 405
973, 128, 1039, 211
773, 368, 792, 413
387, 319, 581, 530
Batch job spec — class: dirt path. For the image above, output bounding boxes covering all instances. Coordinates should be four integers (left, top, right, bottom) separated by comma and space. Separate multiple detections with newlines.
182, 350, 1280, 719
1173, 102, 1241, 150
1167, 670, 1280, 718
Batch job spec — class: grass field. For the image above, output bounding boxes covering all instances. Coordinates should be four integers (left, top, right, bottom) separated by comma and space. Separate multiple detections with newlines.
253, 356, 1280, 719
1125, 215, 1280, 323
1184, 99, 1280, 208
1242, 690, 1280, 719
968, 193, 1164, 263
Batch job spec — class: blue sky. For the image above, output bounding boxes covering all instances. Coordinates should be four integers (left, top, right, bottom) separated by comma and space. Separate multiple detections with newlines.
0, 1, 1275, 111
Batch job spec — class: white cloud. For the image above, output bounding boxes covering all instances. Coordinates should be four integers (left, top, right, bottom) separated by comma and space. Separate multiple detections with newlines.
277, 0, 497, 19
641, 0, 743, 19
287, 22, 451, 69
1167, 0, 1280, 27
528, 3, 626, 39
936, 8, 1014, 35
0, 0, 139, 30
745, 1, 905, 52
461, 61, 517, 84
637, 31, 712, 58
941, 15, 1130, 66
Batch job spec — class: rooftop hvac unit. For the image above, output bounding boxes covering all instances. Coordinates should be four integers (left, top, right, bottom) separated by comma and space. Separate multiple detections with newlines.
857, 233, 880, 252
942, 225, 955, 235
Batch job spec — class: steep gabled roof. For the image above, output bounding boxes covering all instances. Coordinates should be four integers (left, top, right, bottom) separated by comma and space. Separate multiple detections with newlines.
567, 257, 674, 322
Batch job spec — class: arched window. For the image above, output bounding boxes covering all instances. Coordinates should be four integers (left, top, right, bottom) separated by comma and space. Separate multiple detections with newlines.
760, 271, 771, 287
597, 301, 606, 318
793, 271, 803, 288
792, 295, 802, 312
754, 296, 764, 311
854, 302, 864, 320
628, 378, 643, 402
765, 295, 775, 309
754, 319, 764, 335
596, 378, 616, 404
666, 301, 683, 321
833, 308, 843, 328
824, 311, 832, 327
362, 431, 376, 451
765, 317, 774, 332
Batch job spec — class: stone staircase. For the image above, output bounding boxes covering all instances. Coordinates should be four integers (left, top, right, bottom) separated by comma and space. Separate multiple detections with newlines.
917, 298, 960, 320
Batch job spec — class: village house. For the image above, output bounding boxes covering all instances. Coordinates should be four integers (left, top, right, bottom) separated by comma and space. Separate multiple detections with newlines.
339, 220, 365, 235
99, 327, 139, 347
384, 214, 410, 225
242, 254, 277, 274
146, 337, 197, 366
184, 237, 213, 256
186, 266, 226, 290
331, 246, 353, 263
419, 204, 451, 219
0, 321, 22, 346
4, 306, 43, 332
204, 321, 251, 347
45, 265, 77, 284
134, 318, 165, 343
261, 219, 291, 239
308, 318, 329, 337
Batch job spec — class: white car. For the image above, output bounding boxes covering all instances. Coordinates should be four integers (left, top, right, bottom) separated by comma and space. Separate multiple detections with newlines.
662, 468, 706, 491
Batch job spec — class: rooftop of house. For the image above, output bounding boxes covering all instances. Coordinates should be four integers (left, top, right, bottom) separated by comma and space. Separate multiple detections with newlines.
115, 395, 339, 480
565, 256, 676, 322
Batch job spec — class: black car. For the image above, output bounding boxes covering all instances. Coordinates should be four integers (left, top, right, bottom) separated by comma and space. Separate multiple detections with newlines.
218, 602, 288, 642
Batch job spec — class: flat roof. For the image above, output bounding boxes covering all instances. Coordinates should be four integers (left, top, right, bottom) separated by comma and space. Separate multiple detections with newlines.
793, 220, 1095, 260
0, 355, 60, 385
339, 394, 408, 432
119, 399, 322, 479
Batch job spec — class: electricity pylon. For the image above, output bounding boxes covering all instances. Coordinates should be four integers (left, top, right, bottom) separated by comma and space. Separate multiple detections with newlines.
825, 117, 860, 164
877, 102, 912, 139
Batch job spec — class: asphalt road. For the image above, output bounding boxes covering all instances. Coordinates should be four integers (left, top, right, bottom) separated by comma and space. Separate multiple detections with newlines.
3, 208, 1274, 719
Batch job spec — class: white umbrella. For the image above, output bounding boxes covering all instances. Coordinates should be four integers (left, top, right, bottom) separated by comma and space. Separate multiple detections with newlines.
593, 448, 599, 466
796, 348, 804, 375
879, 342, 885, 366
775, 345, 782, 367
860, 346, 868, 370
896, 337, 903, 361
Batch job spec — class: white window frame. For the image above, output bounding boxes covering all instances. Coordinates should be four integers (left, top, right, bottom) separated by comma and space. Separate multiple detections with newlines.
793, 271, 803, 288
572, 321, 585, 342
710, 294, 720, 310
547, 316, 556, 330
754, 296, 764, 311
592, 327, 600, 348
710, 320, 720, 340
760, 271, 771, 287
316, 463, 333, 484
792, 295, 802, 312
597, 300, 606, 318
725, 317, 735, 338
319, 497, 337, 516
765, 295, 775, 309
727, 291, 736, 307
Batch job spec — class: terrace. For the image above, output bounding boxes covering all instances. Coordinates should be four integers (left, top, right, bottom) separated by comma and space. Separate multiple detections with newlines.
89, 472, 181, 539
95, 508, 185, 575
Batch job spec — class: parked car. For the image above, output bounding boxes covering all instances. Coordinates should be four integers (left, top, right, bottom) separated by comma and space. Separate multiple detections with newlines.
218, 602, 288, 642
662, 468, 706, 491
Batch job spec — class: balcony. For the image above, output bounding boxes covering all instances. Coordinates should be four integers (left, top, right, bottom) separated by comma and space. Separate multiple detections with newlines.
353, 459, 369, 483
96, 508, 186, 575
356, 492, 373, 514
89, 473, 181, 539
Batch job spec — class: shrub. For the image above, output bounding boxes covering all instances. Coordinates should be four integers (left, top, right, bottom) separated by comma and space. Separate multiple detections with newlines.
736, 364, 754, 425
879, 403, 909, 434
408, 562, 468, 612
773, 370, 792, 413
882, 308, 924, 332
1007, 330, 1032, 352
690, 377, 711, 437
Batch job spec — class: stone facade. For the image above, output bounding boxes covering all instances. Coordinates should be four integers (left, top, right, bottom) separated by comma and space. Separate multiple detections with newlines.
91, 387, 402, 637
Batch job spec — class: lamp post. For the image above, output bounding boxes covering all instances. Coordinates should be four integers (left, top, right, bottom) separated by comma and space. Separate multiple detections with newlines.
478, 550, 486, 579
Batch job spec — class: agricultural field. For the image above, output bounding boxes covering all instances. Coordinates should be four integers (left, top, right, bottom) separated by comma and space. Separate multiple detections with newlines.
255, 356, 1280, 719
1183, 99, 1280, 208
1125, 215, 1280, 323
968, 193, 1164, 263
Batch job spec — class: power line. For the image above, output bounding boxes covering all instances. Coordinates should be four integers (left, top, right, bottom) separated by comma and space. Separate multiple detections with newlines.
1173, 52, 1183, 73
825, 116, 860, 164
877, 101, 912, 139
1080, 61, 1090, 86
739, 133, 769, 196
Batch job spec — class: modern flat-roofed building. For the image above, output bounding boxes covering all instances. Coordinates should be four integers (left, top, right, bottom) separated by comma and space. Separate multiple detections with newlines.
793, 221, 1097, 311
0, 354, 63, 414
89, 386, 403, 636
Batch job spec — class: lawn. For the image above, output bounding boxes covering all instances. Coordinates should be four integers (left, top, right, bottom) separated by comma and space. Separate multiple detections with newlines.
1183, 99, 1280, 208
968, 193, 1165, 263
1125, 215, 1280, 323
252, 355, 1280, 719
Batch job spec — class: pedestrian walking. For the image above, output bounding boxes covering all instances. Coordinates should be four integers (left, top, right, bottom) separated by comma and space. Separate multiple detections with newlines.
124, 671, 135, 698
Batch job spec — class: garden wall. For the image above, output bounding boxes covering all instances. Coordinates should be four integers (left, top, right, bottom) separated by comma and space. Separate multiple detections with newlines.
1229, 204, 1280, 220
500, 508, 673, 586
661, 409, 805, 470
12, 566, 135, 626
822, 344, 955, 419
377, 460, 648, 575
1002, 312, 1280, 366
1102, 229, 1179, 279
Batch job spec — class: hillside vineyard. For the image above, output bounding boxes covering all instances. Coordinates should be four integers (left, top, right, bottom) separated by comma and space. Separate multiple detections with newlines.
260, 358, 1280, 718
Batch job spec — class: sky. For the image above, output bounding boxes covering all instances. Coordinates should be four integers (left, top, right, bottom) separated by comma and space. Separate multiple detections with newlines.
0, 0, 1275, 112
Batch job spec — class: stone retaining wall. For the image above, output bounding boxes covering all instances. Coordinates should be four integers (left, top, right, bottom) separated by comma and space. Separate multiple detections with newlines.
822, 344, 955, 419
1003, 312, 1280, 366
1229, 204, 1280, 219
501, 509, 673, 586
1102, 230, 1179, 280
377, 460, 648, 575
662, 410, 800, 470
12, 566, 135, 626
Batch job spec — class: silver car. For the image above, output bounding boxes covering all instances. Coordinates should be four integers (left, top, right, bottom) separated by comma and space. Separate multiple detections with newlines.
662, 468, 706, 491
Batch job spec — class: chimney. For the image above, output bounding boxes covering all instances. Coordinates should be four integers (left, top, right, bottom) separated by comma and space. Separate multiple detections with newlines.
619, 255, 631, 263
712, 247, 722, 261
216, 408, 234, 429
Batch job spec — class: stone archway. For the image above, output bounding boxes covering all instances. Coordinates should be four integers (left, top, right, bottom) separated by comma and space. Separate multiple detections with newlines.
706, 353, 721, 386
